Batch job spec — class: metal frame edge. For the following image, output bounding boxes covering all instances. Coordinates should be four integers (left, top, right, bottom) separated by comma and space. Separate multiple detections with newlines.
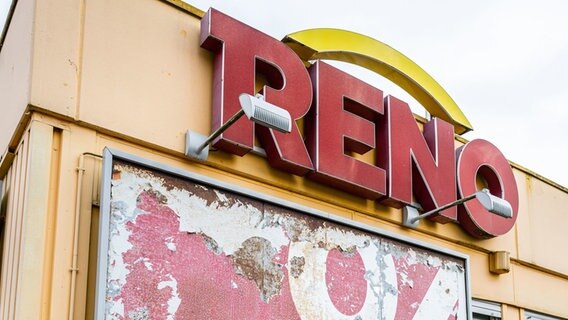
94, 148, 114, 320
94, 147, 473, 319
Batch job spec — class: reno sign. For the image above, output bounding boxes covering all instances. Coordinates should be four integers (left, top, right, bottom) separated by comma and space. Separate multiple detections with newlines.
197, 8, 518, 239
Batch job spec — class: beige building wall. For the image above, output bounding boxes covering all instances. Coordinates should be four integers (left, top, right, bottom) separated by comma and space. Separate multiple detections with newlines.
0, 0, 33, 156
0, 0, 567, 319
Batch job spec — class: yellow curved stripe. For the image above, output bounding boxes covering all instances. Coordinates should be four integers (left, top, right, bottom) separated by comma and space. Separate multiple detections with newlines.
282, 28, 473, 134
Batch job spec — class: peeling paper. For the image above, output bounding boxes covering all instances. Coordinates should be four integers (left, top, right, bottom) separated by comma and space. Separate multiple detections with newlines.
102, 162, 468, 320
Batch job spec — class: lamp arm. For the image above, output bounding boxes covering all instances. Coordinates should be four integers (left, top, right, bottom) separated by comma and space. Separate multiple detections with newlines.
409, 192, 477, 224
196, 109, 245, 153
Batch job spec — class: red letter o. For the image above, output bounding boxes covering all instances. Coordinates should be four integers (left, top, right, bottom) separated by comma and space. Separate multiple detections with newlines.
456, 139, 519, 238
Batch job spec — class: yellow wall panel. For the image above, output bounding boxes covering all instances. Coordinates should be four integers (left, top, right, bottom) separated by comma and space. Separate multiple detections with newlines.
13, 121, 53, 319
0, 129, 30, 319
513, 262, 568, 319
0, 0, 33, 154
79, 0, 212, 154
30, 0, 83, 117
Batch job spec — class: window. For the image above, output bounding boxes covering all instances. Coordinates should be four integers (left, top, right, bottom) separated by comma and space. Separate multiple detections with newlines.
473, 299, 501, 320
525, 310, 566, 320
474, 316, 499, 320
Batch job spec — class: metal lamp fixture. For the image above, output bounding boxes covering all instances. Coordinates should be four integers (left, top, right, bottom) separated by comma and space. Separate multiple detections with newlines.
185, 93, 293, 161
402, 188, 513, 228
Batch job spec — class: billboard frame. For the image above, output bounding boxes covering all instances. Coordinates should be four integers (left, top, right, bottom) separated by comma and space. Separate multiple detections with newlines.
94, 147, 473, 319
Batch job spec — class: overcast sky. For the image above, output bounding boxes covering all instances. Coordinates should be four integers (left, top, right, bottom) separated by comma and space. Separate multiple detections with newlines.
1, 1, 566, 187
0, 1, 9, 35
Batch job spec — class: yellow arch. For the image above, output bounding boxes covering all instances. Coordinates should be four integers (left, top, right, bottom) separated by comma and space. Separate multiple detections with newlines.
282, 28, 473, 134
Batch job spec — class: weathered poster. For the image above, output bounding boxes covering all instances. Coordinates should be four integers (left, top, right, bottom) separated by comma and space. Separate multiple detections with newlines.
96, 151, 470, 319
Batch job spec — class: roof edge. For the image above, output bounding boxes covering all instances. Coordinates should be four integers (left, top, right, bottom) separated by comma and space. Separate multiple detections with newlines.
159, 0, 205, 19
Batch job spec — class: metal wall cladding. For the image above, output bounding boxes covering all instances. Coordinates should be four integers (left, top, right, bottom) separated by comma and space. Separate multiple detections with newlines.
0, 130, 29, 320
100, 159, 469, 320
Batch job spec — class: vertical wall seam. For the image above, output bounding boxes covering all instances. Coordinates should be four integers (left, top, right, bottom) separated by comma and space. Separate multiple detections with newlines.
0, 158, 13, 317
11, 129, 30, 320
74, 0, 86, 120
4, 129, 29, 319
41, 127, 61, 319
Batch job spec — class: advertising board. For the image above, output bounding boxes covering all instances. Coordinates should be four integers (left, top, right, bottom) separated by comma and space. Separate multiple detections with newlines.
95, 149, 471, 319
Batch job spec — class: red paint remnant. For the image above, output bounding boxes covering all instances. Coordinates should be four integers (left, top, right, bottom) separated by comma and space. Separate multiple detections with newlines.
393, 257, 440, 320
447, 300, 460, 320
325, 248, 367, 316
119, 191, 301, 320
112, 169, 121, 180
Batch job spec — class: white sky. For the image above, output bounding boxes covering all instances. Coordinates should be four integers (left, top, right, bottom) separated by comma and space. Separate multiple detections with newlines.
0, 1, 9, 33
1, 0, 566, 187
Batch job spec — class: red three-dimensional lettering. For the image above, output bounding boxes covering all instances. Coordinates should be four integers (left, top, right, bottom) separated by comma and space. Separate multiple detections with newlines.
378, 96, 457, 223
199, 8, 519, 238
456, 139, 519, 238
306, 61, 386, 199
200, 8, 313, 175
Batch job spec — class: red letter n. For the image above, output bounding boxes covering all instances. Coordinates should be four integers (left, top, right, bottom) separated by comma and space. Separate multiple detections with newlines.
306, 61, 386, 199
379, 96, 457, 223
